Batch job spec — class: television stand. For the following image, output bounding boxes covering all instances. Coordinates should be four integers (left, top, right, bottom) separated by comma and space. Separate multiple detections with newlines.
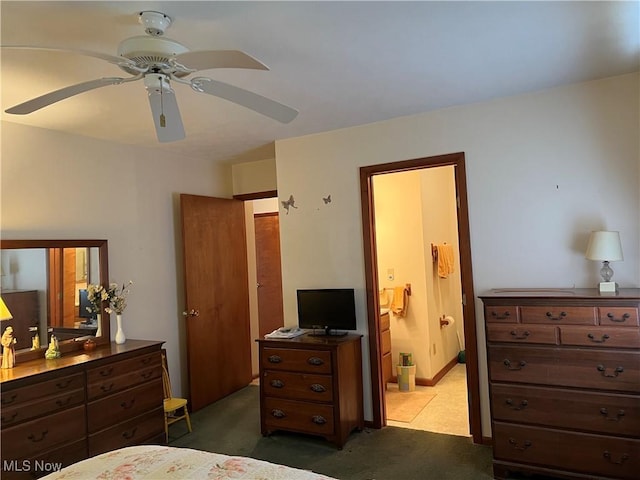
308, 327, 348, 337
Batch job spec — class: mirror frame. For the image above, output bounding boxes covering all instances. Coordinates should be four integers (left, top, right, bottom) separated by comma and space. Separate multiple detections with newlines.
1, 239, 110, 363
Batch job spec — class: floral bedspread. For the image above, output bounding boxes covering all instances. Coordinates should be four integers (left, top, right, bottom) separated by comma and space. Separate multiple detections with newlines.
41, 445, 337, 480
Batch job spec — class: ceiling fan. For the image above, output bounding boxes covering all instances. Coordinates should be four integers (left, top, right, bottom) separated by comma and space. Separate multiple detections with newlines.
2, 11, 298, 142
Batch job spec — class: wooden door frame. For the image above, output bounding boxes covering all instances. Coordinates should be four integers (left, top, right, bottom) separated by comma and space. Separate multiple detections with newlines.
360, 152, 482, 444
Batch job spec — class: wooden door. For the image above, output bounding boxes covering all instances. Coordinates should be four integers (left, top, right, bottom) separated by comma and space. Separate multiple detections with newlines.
254, 213, 284, 338
180, 194, 252, 412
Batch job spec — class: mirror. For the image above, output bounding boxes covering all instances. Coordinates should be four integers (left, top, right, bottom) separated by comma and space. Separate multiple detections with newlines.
0, 240, 109, 361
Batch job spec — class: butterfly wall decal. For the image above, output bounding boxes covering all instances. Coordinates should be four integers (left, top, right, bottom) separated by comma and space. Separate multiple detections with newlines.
322, 195, 331, 204
281, 195, 298, 214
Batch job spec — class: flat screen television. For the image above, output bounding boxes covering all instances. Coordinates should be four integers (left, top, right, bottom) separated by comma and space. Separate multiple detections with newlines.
78, 289, 96, 320
297, 288, 357, 336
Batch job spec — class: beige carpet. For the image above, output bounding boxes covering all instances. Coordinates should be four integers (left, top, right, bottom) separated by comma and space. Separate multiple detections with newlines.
385, 388, 437, 422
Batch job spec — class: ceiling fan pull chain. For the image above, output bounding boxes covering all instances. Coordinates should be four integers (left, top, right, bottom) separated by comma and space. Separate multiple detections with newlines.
159, 76, 166, 128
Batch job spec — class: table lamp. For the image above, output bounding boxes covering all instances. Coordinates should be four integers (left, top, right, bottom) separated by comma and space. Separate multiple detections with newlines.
1, 297, 16, 368
585, 231, 623, 294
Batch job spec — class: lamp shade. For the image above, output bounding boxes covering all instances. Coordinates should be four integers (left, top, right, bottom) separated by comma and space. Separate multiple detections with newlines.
0, 297, 13, 321
585, 231, 623, 261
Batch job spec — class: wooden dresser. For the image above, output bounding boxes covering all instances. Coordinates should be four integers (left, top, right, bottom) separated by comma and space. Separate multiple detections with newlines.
380, 311, 392, 388
3, 290, 40, 351
480, 289, 640, 480
257, 333, 364, 448
0, 340, 165, 479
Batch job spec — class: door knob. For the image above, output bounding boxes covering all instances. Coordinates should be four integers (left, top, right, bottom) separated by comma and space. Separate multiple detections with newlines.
182, 309, 200, 317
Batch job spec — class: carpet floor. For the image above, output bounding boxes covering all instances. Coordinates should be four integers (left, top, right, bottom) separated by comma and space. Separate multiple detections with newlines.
169, 384, 493, 480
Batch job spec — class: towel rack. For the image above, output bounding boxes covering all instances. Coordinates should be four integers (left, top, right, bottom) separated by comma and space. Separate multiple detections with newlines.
381, 283, 412, 296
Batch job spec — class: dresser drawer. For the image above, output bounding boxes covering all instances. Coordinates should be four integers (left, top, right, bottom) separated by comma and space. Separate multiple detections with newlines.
560, 326, 640, 349
599, 307, 640, 327
86, 351, 161, 386
1, 388, 85, 428
381, 328, 391, 353
264, 397, 334, 436
487, 324, 558, 345
1, 372, 84, 408
262, 370, 333, 403
489, 345, 640, 393
261, 347, 332, 374
493, 422, 640, 480
491, 383, 640, 437
521, 306, 596, 324
380, 312, 390, 331
1, 405, 85, 460
88, 407, 164, 457
87, 363, 162, 400
485, 306, 519, 323
87, 380, 164, 433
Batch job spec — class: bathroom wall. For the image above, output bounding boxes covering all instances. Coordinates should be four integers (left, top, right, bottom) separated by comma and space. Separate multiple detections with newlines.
374, 166, 462, 381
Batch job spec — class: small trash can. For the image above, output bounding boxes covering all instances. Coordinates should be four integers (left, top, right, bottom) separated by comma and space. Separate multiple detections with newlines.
396, 364, 416, 392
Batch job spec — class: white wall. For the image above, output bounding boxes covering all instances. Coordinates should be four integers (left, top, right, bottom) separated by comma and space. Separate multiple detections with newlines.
275, 73, 640, 436
1, 121, 232, 397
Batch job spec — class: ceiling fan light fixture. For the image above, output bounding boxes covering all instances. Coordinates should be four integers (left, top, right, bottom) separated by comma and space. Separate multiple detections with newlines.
139, 11, 171, 37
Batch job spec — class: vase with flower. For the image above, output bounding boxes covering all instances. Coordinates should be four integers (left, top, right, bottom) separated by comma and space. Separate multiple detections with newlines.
106, 281, 133, 345
86, 283, 116, 338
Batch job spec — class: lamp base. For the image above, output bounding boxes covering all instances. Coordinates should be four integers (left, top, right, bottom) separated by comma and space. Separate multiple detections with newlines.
598, 281, 618, 294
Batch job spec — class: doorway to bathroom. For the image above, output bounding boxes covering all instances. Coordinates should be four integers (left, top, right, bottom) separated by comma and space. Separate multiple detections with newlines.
360, 152, 482, 444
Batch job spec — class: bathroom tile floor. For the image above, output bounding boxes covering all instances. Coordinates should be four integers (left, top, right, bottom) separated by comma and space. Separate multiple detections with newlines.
386, 363, 470, 437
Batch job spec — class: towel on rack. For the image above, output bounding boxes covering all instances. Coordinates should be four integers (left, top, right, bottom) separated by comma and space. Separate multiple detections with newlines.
390, 286, 409, 317
436, 244, 455, 278
379, 289, 390, 308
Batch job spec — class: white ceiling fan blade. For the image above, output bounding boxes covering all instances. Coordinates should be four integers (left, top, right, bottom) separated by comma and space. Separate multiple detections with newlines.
147, 90, 185, 143
174, 50, 268, 72
1, 45, 138, 69
191, 77, 298, 124
5, 77, 133, 114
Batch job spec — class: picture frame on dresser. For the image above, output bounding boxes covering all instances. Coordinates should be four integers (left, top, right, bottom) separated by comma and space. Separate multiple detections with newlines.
480, 288, 640, 480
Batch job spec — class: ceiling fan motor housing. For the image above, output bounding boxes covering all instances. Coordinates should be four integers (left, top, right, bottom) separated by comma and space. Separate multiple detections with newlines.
117, 36, 190, 76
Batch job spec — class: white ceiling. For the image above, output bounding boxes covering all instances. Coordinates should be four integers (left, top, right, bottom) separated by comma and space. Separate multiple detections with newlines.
1, 1, 638, 164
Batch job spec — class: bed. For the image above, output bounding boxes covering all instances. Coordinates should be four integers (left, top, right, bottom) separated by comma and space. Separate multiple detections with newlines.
41, 445, 337, 480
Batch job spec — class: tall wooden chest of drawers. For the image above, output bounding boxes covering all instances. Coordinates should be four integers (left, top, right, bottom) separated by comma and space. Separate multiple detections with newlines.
257, 333, 364, 448
481, 289, 640, 480
1, 340, 165, 479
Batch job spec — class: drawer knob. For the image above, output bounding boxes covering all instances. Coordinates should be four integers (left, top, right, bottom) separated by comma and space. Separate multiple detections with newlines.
122, 427, 137, 440
508, 438, 532, 451
1, 394, 17, 405
271, 409, 286, 419
509, 330, 530, 340
28, 430, 48, 443
491, 311, 511, 320
597, 365, 624, 378
270, 379, 285, 389
505, 398, 528, 410
600, 407, 625, 421
99, 367, 113, 377
607, 312, 631, 322
55, 379, 72, 389
545, 311, 567, 321
120, 399, 136, 409
587, 333, 610, 343
100, 383, 115, 393
310, 383, 327, 393
312, 415, 327, 425
503, 359, 527, 371
268, 355, 282, 364
603, 451, 629, 465
307, 357, 324, 366
141, 370, 154, 380
56, 396, 72, 408
1, 412, 18, 424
